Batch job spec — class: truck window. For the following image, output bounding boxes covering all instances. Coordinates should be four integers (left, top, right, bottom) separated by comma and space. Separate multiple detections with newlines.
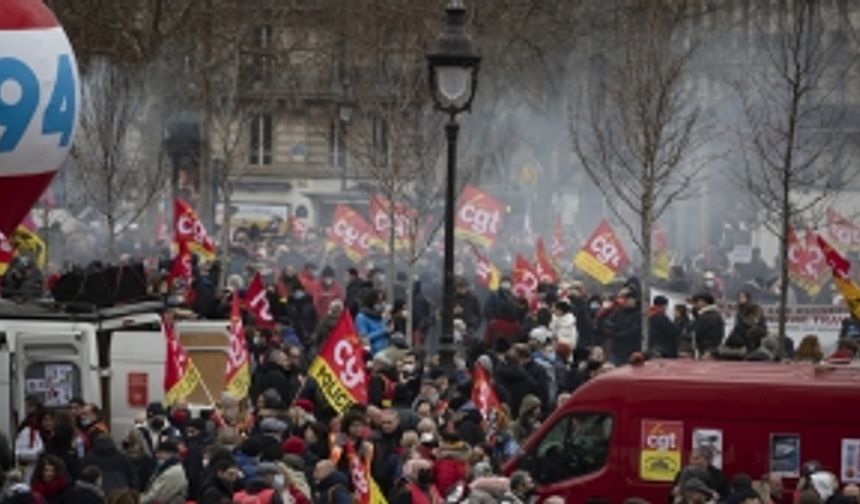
532, 412, 613, 485
23, 361, 81, 407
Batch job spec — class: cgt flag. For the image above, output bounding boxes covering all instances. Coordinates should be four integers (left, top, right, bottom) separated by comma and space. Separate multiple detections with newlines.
345, 442, 389, 504
244, 272, 275, 328
455, 185, 505, 249
535, 238, 560, 284
308, 311, 368, 413
827, 208, 860, 252
574, 220, 629, 285
174, 198, 216, 260
326, 204, 377, 262
225, 292, 251, 399
162, 315, 201, 406
467, 241, 500, 291
471, 363, 500, 423
788, 229, 826, 297
817, 236, 860, 319
370, 196, 416, 252
513, 254, 539, 299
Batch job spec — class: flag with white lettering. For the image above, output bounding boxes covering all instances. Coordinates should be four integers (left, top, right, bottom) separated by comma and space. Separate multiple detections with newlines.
308, 311, 368, 413
455, 185, 505, 249
244, 272, 275, 328
226, 292, 251, 399
174, 198, 216, 260
535, 238, 559, 284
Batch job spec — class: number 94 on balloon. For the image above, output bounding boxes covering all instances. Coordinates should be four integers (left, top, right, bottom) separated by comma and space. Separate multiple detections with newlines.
0, 28, 80, 174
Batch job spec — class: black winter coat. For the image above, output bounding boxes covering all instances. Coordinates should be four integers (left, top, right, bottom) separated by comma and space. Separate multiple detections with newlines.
251, 361, 301, 405
80, 435, 138, 494
67, 482, 105, 504
493, 359, 540, 415
199, 476, 234, 504
694, 306, 725, 354
649, 312, 680, 358
605, 306, 642, 363
453, 291, 482, 333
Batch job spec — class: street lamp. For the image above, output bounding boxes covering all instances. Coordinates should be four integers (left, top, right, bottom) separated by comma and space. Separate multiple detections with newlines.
427, 0, 480, 373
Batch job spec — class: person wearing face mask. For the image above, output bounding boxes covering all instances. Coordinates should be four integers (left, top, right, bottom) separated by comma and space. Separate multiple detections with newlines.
313, 266, 343, 319
286, 278, 318, 347
390, 457, 442, 504
138, 403, 180, 457
356, 289, 390, 355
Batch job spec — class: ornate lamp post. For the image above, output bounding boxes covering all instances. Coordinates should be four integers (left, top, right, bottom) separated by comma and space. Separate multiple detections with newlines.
427, 0, 480, 372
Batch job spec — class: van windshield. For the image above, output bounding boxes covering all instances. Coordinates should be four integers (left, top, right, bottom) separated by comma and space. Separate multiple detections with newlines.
530, 412, 613, 485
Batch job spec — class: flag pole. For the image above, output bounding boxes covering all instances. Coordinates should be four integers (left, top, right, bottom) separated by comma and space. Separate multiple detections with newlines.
194, 364, 216, 405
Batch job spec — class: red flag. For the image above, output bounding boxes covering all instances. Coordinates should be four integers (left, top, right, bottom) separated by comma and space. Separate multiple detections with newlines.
573, 220, 629, 284
788, 229, 827, 297
467, 241, 500, 290
226, 293, 251, 398
817, 236, 860, 320
326, 204, 378, 262
535, 238, 560, 284
513, 254, 539, 299
455, 186, 505, 248
551, 216, 564, 259
307, 311, 368, 413
174, 198, 216, 259
471, 364, 500, 422
827, 208, 860, 252
162, 316, 201, 405
168, 240, 192, 289
244, 272, 275, 328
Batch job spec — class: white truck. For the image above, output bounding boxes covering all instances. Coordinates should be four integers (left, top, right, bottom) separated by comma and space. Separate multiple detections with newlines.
0, 300, 233, 439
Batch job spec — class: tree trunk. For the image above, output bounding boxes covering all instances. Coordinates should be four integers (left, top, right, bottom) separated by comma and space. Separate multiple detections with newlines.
406, 259, 415, 346
641, 208, 653, 356
219, 184, 232, 289
107, 213, 117, 261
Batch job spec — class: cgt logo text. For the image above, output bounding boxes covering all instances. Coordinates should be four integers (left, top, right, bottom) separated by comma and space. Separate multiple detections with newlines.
177, 215, 210, 244
333, 218, 373, 249
646, 431, 678, 451
459, 204, 501, 235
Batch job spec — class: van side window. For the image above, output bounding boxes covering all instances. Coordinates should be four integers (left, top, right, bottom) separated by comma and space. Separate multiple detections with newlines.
532, 412, 613, 485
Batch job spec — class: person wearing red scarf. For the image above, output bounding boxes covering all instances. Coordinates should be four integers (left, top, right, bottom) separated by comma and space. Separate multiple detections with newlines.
30, 454, 71, 503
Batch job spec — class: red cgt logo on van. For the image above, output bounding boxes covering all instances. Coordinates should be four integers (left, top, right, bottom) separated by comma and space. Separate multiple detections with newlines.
642, 420, 683, 452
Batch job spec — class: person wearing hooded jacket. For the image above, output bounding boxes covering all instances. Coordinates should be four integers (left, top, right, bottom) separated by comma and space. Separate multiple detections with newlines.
80, 433, 138, 495
141, 441, 187, 504
356, 289, 390, 355
313, 460, 352, 504
550, 301, 578, 363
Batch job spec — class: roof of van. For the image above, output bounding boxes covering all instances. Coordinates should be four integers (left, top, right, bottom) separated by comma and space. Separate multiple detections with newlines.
610, 359, 860, 388
0, 299, 165, 321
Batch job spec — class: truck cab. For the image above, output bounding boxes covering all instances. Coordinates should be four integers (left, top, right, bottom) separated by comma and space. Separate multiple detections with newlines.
505, 360, 860, 503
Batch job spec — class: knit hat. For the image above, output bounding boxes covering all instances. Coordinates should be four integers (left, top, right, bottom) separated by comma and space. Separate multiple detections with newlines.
282, 436, 305, 456
294, 398, 315, 414
260, 417, 288, 435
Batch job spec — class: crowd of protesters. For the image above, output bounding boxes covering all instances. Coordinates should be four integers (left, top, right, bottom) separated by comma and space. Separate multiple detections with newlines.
1, 222, 860, 503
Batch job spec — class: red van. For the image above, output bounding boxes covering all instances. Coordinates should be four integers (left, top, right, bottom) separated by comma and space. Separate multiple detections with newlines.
503, 360, 860, 503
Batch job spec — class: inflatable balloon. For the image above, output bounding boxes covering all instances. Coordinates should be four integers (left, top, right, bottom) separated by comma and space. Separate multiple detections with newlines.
0, 0, 80, 236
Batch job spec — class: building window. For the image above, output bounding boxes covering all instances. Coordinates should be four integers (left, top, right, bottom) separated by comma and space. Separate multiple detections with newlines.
373, 116, 389, 168
252, 25, 273, 83
250, 113, 273, 165
329, 120, 347, 170
254, 25, 272, 49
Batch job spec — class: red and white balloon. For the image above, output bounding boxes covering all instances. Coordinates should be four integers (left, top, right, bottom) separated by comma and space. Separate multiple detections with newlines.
0, 0, 80, 235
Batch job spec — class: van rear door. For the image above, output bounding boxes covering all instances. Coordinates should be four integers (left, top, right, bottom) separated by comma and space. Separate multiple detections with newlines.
10, 323, 99, 423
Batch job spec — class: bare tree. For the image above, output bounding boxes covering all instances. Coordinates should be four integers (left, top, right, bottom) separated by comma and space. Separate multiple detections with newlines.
735, 0, 857, 355
571, 0, 710, 353
72, 60, 167, 259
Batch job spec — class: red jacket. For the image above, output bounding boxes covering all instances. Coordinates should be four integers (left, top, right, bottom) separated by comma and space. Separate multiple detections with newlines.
483, 318, 521, 347
433, 456, 468, 497
313, 282, 343, 318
